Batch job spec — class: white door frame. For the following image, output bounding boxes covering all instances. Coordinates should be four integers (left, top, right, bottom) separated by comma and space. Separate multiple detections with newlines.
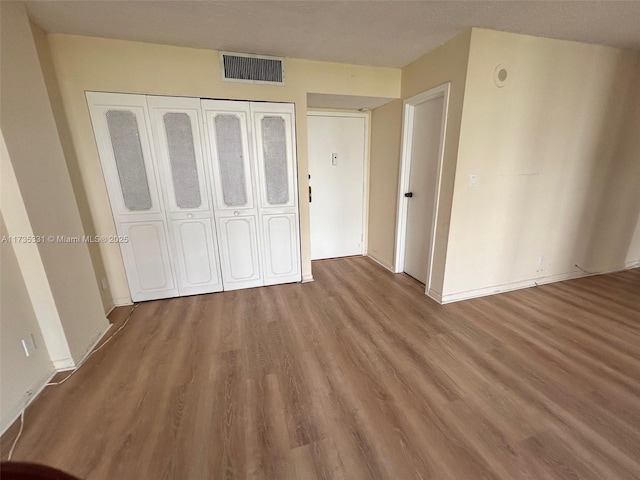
394, 83, 450, 294
307, 110, 370, 256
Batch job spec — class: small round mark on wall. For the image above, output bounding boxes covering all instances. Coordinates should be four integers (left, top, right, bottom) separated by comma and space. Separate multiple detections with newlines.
493, 64, 508, 88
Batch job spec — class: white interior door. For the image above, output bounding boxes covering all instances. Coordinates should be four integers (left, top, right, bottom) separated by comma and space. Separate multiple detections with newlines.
147, 96, 223, 296
252, 102, 301, 285
87, 92, 178, 302
308, 113, 367, 260
202, 100, 263, 290
403, 95, 445, 284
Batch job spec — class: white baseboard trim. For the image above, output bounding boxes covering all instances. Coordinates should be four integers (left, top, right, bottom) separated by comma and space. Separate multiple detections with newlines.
106, 297, 134, 315
367, 253, 394, 272
302, 273, 314, 283
439, 262, 640, 304
71, 321, 113, 368
427, 288, 443, 303
584, 259, 640, 273
627, 260, 640, 269
56, 321, 113, 372
441, 270, 585, 304
52, 357, 75, 371
104, 298, 133, 317
0, 368, 56, 436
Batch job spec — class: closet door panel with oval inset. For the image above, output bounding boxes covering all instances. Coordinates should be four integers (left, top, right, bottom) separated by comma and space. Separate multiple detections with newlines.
119, 221, 177, 300
148, 96, 223, 296
202, 99, 263, 290
262, 213, 299, 280
87, 92, 178, 302
217, 216, 262, 289
171, 218, 222, 292
251, 102, 301, 285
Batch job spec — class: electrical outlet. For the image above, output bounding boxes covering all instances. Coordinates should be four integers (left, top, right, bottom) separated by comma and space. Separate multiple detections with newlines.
469, 174, 478, 187
537, 255, 544, 272
100, 277, 109, 291
331, 153, 338, 166
21, 334, 36, 357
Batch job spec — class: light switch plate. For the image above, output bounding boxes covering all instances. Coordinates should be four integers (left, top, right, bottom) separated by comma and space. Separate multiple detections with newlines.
331, 153, 338, 166
21, 334, 36, 357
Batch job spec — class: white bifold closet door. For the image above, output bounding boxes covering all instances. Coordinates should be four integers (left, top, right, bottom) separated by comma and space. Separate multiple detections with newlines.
88, 92, 301, 301
251, 103, 301, 286
201, 100, 301, 290
87, 92, 179, 301
88, 92, 223, 301
147, 96, 223, 296
202, 101, 262, 290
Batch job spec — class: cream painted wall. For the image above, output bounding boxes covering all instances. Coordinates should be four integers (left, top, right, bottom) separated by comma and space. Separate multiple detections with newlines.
45, 33, 401, 306
31, 23, 113, 311
0, 216, 54, 432
1, 131, 72, 366
367, 99, 403, 268
0, 2, 109, 362
443, 28, 640, 297
397, 29, 472, 294
580, 64, 640, 270
1, 130, 57, 432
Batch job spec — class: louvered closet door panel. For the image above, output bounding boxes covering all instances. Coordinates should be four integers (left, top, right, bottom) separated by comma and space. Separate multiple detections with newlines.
87, 92, 178, 302
201, 99, 264, 290
148, 96, 223, 296
251, 102, 301, 285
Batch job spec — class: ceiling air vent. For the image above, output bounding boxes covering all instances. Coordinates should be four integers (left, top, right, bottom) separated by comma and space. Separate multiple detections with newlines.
221, 52, 285, 85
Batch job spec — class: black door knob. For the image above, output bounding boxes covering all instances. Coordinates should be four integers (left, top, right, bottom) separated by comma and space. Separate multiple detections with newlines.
404, 192, 413, 198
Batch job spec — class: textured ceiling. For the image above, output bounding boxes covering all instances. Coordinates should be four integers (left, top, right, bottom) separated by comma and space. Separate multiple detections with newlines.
26, 1, 640, 68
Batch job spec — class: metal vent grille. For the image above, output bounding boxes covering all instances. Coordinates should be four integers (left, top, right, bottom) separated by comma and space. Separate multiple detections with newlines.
221, 52, 284, 84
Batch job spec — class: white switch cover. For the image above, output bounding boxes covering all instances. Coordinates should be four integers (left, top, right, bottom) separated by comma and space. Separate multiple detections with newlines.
331, 153, 338, 166
469, 174, 478, 187
21, 334, 36, 357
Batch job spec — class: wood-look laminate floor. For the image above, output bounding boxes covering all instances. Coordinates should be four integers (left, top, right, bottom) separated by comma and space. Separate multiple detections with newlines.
2, 257, 639, 479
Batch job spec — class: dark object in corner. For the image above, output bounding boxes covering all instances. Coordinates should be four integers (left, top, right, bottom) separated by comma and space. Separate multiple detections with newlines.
0, 462, 81, 480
